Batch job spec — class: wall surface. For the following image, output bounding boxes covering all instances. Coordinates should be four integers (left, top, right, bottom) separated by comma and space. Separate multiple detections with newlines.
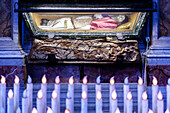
0, 0, 11, 37
160, 0, 170, 36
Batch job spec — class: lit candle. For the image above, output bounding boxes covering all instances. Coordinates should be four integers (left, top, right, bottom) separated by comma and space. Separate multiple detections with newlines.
96, 91, 103, 113
32, 108, 37, 113
68, 76, 74, 113
54, 76, 60, 113
27, 75, 33, 113
22, 89, 28, 113
65, 109, 70, 113
41, 74, 47, 113
7, 89, 14, 113
167, 78, 170, 111
51, 90, 58, 113
0, 75, 6, 111
115, 108, 121, 113
81, 91, 87, 113
127, 92, 133, 113
124, 77, 129, 113
16, 107, 21, 113
138, 77, 144, 113
96, 76, 101, 107
82, 76, 88, 92
152, 76, 158, 113
157, 91, 163, 113
111, 90, 117, 113
66, 92, 73, 113
14, 75, 20, 113
37, 90, 43, 113
47, 107, 52, 113
148, 109, 153, 113
110, 76, 115, 113
142, 91, 148, 113
165, 109, 170, 113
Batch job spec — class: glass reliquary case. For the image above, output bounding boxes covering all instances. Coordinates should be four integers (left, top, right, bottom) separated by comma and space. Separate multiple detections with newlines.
23, 11, 146, 37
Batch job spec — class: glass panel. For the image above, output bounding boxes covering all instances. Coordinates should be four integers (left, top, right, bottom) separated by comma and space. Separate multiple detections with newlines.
23, 12, 146, 37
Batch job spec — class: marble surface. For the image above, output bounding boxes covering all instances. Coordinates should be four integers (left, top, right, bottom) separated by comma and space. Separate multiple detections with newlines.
0, 66, 25, 87
0, 0, 11, 37
147, 65, 170, 86
27, 63, 141, 83
160, 0, 170, 36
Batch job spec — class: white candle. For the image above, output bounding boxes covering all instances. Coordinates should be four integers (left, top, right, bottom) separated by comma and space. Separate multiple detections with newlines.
115, 108, 121, 113
138, 77, 144, 113
16, 107, 21, 113
65, 109, 70, 113
81, 91, 87, 113
165, 109, 170, 113
68, 76, 74, 113
157, 91, 164, 113
22, 89, 28, 113
152, 76, 158, 113
142, 91, 148, 113
14, 75, 20, 113
0, 75, 6, 111
127, 92, 133, 113
47, 107, 52, 113
41, 75, 47, 113
27, 75, 33, 113
96, 91, 103, 113
96, 76, 101, 105
110, 76, 115, 113
7, 89, 14, 113
37, 90, 43, 113
32, 108, 37, 113
124, 77, 129, 113
82, 76, 88, 92
54, 76, 60, 113
111, 90, 117, 113
51, 90, 58, 113
167, 78, 170, 111
148, 109, 153, 113
66, 92, 73, 113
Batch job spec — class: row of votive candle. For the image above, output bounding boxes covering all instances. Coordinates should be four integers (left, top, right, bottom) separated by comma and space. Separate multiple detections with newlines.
0, 75, 170, 113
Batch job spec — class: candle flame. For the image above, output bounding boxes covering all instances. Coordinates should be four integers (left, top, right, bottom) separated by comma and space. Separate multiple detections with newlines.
82, 91, 87, 99
124, 77, 128, 84
96, 91, 102, 100
142, 91, 147, 100
8, 89, 13, 98
52, 90, 57, 99
138, 77, 143, 85
165, 109, 170, 113
115, 108, 120, 113
83, 76, 87, 85
32, 107, 37, 113
152, 76, 158, 86
148, 109, 153, 113
27, 75, 32, 84
110, 77, 115, 85
55, 76, 60, 84
127, 92, 132, 100
14, 75, 19, 84
168, 78, 170, 85
69, 76, 74, 85
23, 89, 27, 98
65, 109, 70, 113
42, 75, 47, 84
47, 107, 52, 113
112, 90, 117, 100
157, 91, 163, 100
1, 75, 6, 84
37, 90, 43, 99
96, 76, 101, 84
